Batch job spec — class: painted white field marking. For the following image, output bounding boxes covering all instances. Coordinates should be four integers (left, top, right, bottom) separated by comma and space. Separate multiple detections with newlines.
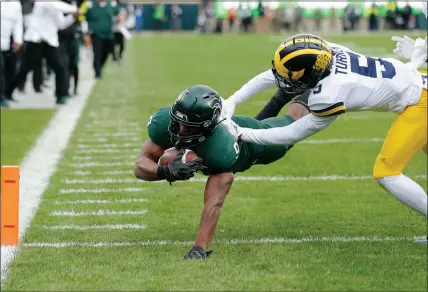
301, 138, 384, 144
75, 149, 140, 154
53, 198, 147, 205
70, 170, 134, 176
60, 174, 427, 185
71, 155, 136, 161
77, 137, 141, 143
59, 187, 145, 194
21, 235, 424, 248
74, 143, 138, 149
67, 162, 132, 168
41, 224, 147, 230
50, 210, 148, 216
80, 132, 139, 138
0, 66, 95, 282
73, 138, 385, 150
87, 121, 139, 126
81, 127, 141, 133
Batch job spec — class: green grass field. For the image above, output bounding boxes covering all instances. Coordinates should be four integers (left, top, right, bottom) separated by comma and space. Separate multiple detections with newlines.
1, 109, 55, 165
2, 33, 427, 291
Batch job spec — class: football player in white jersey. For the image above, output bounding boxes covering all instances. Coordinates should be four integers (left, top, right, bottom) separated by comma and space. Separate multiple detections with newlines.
391, 3, 427, 69
224, 34, 427, 243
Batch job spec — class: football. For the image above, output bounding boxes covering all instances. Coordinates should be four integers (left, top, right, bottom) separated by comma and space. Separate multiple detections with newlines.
158, 147, 199, 166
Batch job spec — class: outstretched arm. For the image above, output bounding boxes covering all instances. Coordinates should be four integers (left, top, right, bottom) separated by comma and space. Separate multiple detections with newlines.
239, 113, 337, 145
184, 172, 234, 259
223, 69, 277, 118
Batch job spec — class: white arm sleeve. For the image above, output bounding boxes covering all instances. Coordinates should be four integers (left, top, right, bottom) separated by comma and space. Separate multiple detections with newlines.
49, 1, 78, 13
13, 3, 24, 45
239, 114, 337, 145
228, 69, 276, 105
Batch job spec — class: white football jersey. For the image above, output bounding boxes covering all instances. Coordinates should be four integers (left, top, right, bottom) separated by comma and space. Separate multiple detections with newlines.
308, 45, 426, 117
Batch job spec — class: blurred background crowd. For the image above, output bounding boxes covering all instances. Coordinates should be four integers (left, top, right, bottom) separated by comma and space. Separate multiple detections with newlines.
1, 0, 427, 108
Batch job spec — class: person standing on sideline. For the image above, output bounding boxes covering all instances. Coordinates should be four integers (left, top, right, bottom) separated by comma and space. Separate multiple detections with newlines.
4, 1, 79, 105
171, 4, 183, 31
58, 0, 81, 97
1, 0, 23, 108
82, 0, 123, 79
112, 0, 127, 64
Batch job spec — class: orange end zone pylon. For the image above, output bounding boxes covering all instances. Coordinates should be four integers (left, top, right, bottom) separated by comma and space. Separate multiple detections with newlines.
1, 165, 20, 246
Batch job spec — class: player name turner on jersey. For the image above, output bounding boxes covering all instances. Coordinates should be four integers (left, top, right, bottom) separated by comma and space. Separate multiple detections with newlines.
308, 45, 426, 116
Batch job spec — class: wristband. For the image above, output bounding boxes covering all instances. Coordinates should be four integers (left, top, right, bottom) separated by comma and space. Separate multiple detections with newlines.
156, 166, 166, 180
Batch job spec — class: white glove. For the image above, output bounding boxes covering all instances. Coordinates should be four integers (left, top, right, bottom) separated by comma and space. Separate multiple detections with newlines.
410, 37, 428, 69
222, 97, 236, 119
392, 36, 415, 60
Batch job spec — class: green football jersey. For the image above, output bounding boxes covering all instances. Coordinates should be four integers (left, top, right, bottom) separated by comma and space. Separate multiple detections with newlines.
147, 107, 294, 174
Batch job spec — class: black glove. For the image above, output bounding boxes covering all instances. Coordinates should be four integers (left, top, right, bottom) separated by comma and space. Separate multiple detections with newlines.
184, 245, 213, 260
157, 149, 204, 183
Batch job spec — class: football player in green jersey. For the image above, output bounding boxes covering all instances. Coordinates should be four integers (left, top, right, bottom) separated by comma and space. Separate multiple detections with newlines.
134, 85, 310, 259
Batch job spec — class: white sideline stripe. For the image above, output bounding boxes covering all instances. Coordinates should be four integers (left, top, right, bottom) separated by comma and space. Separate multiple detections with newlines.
59, 187, 145, 194
75, 149, 139, 154
61, 174, 427, 185
77, 137, 141, 142
50, 210, 148, 216
21, 235, 423, 248
71, 155, 136, 161
41, 224, 147, 230
67, 162, 132, 168
0, 68, 95, 282
54, 198, 147, 205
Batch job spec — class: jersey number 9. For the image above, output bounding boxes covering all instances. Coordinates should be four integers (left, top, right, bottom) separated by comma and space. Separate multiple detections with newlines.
348, 52, 396, 79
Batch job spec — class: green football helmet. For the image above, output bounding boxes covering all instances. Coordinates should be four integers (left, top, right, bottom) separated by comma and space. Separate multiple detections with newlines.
169, 85, 222, 149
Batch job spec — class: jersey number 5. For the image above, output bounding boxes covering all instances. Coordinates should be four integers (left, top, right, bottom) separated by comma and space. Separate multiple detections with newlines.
348, 52, 396, 79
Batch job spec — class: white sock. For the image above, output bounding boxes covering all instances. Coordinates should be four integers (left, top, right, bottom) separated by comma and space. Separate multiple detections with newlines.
376, 174, 427, 216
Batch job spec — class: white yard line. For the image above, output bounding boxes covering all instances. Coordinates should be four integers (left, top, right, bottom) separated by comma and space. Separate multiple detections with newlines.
21, 235, 424, 248
53, 198, 147, 205
77, 137, 141, 143
79, 132, 139, 138
74, 149, 140, 154
69, 170, 134, 176
60, 174, 427, 185
301, 138, 384, 144
74, 143, 138, 149
67, 162, 132, 168
71, 155, 136, 161
41, 224, 147, 230
50, 210, 148, 216
70, 137, 386, 155
59, 187, 145, 194
0, 69, 95, 282
87, 121, 139, 126
71, 138, 385, 150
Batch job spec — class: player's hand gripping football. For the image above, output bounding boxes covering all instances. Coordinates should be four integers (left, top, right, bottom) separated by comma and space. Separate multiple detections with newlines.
157, 149, 204, 183
183, 246, 213, 260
